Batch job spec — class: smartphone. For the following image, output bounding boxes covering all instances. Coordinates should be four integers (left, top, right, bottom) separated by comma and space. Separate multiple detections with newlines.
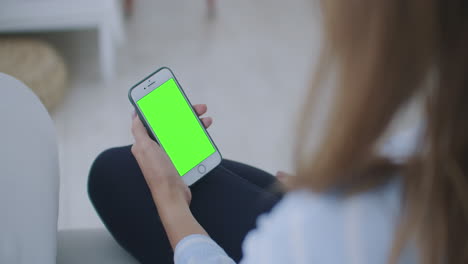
128, 67, 222, 186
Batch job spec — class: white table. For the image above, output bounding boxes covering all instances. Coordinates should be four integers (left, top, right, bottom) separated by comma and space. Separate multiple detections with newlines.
0, 0, 124, 81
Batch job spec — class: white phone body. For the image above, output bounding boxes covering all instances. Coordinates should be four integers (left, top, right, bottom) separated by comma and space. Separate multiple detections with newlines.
128, 67, 222, 186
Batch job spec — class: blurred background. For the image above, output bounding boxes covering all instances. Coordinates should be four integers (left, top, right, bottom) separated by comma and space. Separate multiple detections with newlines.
0, 0, 321, 230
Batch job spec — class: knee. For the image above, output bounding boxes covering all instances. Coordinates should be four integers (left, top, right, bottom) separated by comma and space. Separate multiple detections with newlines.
88, 145, 132, 204
88, 148, 113, 204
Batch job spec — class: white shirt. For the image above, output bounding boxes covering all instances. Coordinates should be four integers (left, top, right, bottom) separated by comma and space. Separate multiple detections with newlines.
174, 179, 417, 264
174, 127, 421, 263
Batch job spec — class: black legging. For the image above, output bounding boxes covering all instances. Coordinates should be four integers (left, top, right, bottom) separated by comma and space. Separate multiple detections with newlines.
88, 145, 283, 264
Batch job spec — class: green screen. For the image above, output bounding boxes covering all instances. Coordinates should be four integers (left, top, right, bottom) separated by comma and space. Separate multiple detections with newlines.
137, 78, 215, 176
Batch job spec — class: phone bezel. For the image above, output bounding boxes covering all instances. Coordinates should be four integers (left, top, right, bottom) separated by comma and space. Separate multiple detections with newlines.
128, 67, 222, 186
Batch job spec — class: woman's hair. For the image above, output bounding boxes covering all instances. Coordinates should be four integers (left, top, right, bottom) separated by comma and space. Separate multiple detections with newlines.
291, 0, 468, 263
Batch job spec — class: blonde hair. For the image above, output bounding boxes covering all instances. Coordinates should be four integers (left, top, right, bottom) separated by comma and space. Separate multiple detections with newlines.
291, 0, 468, 263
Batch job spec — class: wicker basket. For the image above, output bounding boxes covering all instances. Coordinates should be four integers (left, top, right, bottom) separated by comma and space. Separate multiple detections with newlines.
0, 38, 68, 112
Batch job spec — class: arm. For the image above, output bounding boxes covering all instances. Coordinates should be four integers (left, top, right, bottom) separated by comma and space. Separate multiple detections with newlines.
151, 185, 207, 249
130, 104, 211, 250
130, 104, 234, 264
131, 109, 307, 264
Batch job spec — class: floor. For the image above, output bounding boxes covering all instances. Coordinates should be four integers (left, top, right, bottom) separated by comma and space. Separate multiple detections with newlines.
48, 0, 320, 229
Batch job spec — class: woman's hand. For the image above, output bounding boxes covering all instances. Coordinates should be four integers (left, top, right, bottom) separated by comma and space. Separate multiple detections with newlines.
276, 171, 292, 185
130, 104, 212, 249
131, 104, 213, 206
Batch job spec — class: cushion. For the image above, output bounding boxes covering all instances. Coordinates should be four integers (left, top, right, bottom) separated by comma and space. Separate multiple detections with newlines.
0, 37, 67, 112
57, 229, 138, 264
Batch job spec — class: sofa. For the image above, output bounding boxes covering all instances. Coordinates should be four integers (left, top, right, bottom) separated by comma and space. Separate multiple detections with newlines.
0, 73, 138, 264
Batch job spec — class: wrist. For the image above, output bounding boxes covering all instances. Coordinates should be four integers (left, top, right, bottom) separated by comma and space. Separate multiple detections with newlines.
151, 186, 189, 212
155, 198, 207, 249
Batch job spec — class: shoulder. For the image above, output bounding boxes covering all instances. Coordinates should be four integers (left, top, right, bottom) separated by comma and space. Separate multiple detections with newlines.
241, 179, 412, 264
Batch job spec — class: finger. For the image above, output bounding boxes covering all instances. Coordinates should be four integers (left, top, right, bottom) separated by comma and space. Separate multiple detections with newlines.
193, 104, 207, 117
201, 117, 213, 128
276, 171, 291, 178
276, 171, 291, 183
131, 116, 151, 143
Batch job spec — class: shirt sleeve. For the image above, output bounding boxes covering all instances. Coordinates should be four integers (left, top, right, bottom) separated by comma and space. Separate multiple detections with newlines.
175, 183, 413, 264
239, 192, 315, 264
173, 193, 310, 264
174, 234, 235, 264
174, 192, 306, 264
